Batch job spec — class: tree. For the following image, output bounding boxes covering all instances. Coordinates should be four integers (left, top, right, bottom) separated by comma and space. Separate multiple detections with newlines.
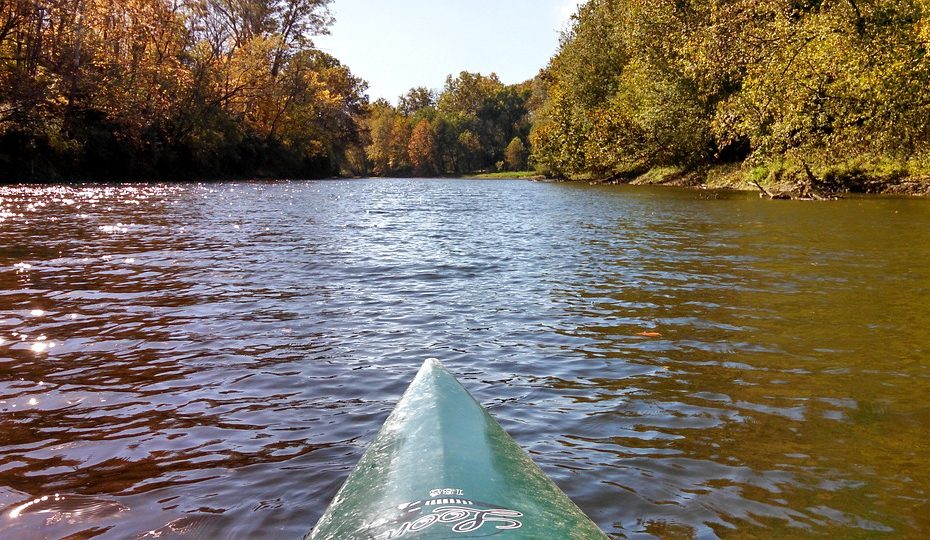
408, 118, 438, 175
438, 71, 504, 117
504, 137, 527, 171
398, 86, 436, 116
388, 114, 411, 173
435, 71, 530, 172
531, 0, 930, 182
456, 129, 482, 172
365, 99, 397, 175
709, 0, 930, 163
0, 0, 364, 180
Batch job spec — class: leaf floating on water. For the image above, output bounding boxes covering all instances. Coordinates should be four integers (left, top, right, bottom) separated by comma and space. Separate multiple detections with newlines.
637, 331, 662, 338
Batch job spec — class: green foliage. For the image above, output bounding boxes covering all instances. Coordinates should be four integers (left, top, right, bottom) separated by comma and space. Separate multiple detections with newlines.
467, 171, 539, 179
504, 137, 527, 171
634, 166, 687, 185
364, 71, 537, 177
398, 87, 437, 116
6, 0, 924, 184
529, 84, 589, 176
531, 0, 930, 184
438, 72, 504, 117
711, 0, 930, 163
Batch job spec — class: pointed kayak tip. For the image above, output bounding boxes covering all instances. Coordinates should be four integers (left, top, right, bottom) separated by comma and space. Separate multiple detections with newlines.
421, 357, 444, 372
410, 357, 450, 387
308, 356, 608, 540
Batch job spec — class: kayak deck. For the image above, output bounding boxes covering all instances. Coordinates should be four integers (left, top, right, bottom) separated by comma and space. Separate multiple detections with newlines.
308, 358, 606, 539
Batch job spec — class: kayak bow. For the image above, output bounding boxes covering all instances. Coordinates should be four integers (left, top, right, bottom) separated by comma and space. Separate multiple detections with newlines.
308, 358, 607, 539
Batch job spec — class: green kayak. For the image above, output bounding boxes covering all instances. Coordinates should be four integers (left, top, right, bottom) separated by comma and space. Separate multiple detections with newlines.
308, 358, 607, 539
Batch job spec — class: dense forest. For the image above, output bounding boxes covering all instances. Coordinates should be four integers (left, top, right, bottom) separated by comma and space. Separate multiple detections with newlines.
0, 0, 367, 179
364, 74, 538, 177
2, 0, 930, 189
531, 0, 930, 192
0, 0, 539, 181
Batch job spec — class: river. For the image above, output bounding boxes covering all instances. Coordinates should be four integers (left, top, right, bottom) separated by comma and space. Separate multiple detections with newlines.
1, 179, 928, 538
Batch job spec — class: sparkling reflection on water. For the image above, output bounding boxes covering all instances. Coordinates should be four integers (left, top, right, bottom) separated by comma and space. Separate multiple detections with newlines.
1, 180, 929, 538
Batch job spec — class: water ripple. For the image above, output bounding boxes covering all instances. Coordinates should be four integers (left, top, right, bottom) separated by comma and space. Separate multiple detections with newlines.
1, 180, 929, 538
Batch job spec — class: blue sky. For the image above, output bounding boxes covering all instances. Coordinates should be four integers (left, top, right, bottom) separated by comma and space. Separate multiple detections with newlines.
315, 0, 584, 103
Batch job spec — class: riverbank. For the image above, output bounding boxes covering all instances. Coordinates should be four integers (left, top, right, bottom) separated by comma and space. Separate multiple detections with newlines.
465, 171, 545, 180
588, 162, 930, 198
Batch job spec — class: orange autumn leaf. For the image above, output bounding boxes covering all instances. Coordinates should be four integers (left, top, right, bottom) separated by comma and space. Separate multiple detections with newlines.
637, 331, 662, 337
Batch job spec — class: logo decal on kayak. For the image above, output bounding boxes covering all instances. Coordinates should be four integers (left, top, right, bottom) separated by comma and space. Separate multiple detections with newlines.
362, 488, 523, 539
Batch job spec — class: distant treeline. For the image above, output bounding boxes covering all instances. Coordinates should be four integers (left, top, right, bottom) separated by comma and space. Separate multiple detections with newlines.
0, 0, 367, 180
364, 74, 538, 177
3, 0, 930, 184
531, 0, 930, 184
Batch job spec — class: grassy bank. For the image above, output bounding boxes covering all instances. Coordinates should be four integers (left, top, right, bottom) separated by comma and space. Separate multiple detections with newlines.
588, 159, 930, 198
465, 171, 544, 180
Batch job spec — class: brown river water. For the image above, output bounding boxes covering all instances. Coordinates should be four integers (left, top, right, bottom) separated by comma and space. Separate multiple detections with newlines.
0, 179, 928, 539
